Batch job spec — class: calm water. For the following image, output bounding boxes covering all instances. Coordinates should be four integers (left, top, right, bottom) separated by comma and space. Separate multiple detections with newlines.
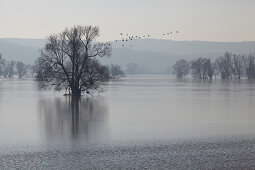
1, 75, 255, 145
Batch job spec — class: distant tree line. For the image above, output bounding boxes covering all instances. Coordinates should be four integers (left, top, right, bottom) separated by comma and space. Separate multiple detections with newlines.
0, 53, 125, 82
0, 53, 35, 78
110, 64, 125, 79
173, 52, 255, 80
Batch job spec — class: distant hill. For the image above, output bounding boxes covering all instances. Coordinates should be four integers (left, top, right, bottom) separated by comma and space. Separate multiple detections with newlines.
2, 38, 46, 48
1, 38, 255, 73
115, 39, 255, 56
0, 39, 40, 64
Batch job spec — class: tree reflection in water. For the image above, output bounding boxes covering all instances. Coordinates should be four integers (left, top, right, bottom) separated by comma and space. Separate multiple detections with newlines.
38, 96, 109, 144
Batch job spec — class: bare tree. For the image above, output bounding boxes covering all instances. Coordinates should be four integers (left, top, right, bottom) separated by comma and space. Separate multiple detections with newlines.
7, 60, 16, 78
100, 65, 110, 81
110, 64, 125, 79
243, 54, 255, 79
177, 52, 255, 80
1, 59, 7, 78
216, 52, 232, 79
35, 25, 111, 96
231, 54, 244, 79
26, 65, 36, 78
173, 59, 189, 78
16, 61, 28, 78
207, 58, 215, 80
190, 57, 202, 79
190, 57, 215, 79
0, 53, 2, 76
201, 58, 209, 79
1, 60, 16, 78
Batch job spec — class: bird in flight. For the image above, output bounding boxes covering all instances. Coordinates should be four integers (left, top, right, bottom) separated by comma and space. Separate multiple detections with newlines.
117, 30, 180, 48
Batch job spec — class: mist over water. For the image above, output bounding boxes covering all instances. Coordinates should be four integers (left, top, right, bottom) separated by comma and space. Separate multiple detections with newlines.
1, 75, 255, 146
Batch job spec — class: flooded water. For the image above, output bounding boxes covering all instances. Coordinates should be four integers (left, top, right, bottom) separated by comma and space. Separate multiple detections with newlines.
1, 75, 255, 146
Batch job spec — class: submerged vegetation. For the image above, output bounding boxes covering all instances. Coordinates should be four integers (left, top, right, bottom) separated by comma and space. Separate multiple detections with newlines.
173, 52, 255, 80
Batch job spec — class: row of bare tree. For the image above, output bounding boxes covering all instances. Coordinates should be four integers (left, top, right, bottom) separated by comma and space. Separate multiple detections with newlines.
0, 54, 124, 81
0, 53, 35, 78
173, 52, 255, 79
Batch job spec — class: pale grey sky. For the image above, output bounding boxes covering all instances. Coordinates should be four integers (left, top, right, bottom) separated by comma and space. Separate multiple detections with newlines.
0, 0, 255, 42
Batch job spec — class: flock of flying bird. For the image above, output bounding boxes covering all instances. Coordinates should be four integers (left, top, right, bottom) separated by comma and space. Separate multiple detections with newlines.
110, 31, 180, 48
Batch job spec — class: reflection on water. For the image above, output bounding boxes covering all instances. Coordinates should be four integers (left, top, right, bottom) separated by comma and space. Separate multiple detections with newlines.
1, 76, 255, 145
38, 97, 109, 143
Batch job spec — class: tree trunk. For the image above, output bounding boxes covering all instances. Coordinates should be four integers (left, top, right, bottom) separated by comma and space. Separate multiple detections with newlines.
71, 86, 81, 97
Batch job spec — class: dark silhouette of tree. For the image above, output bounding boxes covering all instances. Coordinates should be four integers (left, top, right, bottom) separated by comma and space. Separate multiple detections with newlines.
35, 25, 111, 96
99, 65, 110, 82
215, 52, 232, 79
0, 53, 2, 76
207, 58, 215, 80
201, 58, 209, 79
16, 61, 28, 78
173, 59, 189, 78
231, 54, 244, 79
190, 57, 215, 79
1, 60, 16, 78
7, 61, 16, 78
1, 59, 7, 78
243, 54, 255, 79
190, 57, 203, 79
174, 52, 255, 80
110, 64, 125, 79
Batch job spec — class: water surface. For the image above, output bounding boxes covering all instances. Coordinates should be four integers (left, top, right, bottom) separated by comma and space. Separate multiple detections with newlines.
1, 75, 255, 146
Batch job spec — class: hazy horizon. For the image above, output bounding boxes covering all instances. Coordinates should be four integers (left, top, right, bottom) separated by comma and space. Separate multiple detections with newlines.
1, 0, 255, 42
2, 37, 255, 44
